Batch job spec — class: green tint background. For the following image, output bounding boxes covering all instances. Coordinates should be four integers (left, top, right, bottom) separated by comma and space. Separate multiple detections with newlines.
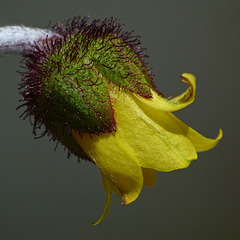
0, 0, 239, 239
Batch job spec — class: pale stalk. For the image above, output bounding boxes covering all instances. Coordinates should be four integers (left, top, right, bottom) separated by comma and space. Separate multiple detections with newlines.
0, 26, 58, 55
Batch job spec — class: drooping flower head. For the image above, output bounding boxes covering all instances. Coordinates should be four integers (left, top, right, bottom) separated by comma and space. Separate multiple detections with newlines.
18, 16, 222, 225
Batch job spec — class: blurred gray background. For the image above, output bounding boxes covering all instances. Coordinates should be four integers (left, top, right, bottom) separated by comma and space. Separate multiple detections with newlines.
0, 0, 239, 239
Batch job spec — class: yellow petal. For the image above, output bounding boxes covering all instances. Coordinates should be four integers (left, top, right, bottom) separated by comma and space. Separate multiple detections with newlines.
109, 86, 197, 172
142, 168, 157, 187
72, 73, 221, 225
134, 73, 196, 112
72, 130, 143, 205
167, 113, 223, 151
92, 172, 112, 226
187, 128, 223, 152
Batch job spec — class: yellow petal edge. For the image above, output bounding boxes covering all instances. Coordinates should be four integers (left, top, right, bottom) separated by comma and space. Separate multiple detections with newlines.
134, 73, 196, 112
72, 73, 222, 225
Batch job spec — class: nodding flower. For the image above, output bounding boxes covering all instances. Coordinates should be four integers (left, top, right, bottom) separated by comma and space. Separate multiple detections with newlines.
3, 16, 222, 225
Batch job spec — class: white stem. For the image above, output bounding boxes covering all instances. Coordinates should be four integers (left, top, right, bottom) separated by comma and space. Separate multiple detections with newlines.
0, 26, 59, 55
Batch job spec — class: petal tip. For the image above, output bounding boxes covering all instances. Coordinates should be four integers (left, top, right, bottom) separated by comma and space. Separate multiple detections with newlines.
92, 191, 112, 226
180, 73, 196, 91
217, 129, 223, 140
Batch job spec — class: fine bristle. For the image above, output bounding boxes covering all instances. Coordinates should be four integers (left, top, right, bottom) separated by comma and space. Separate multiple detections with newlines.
18, 16, 156, 160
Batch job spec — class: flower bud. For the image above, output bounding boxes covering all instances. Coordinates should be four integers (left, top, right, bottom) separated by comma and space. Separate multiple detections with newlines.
17, 17, 222, 224
19, 17, 154, 158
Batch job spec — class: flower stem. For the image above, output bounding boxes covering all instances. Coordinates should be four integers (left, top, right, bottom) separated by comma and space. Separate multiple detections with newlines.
0, 26, 58, 55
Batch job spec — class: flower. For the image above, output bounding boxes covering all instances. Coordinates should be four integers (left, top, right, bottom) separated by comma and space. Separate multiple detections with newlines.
72, 73, 222, 225
18, 17, 222, 225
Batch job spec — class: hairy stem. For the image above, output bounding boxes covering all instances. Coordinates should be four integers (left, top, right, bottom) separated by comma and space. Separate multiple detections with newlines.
0, 26, 58, 55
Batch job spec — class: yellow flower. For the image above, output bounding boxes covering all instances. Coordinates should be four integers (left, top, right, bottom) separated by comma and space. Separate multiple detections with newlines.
72, 73, 223, 225
17, 17, 222, 225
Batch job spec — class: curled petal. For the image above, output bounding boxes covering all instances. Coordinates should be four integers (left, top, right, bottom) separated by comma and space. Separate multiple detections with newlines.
138, 95, 223, 153
134, 73, 196, 112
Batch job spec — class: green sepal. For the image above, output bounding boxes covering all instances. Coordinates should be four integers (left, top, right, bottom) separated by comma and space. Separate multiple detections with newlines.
38, 55, 115, 134
91, 38, 153, 98
19, 17, 156, 159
